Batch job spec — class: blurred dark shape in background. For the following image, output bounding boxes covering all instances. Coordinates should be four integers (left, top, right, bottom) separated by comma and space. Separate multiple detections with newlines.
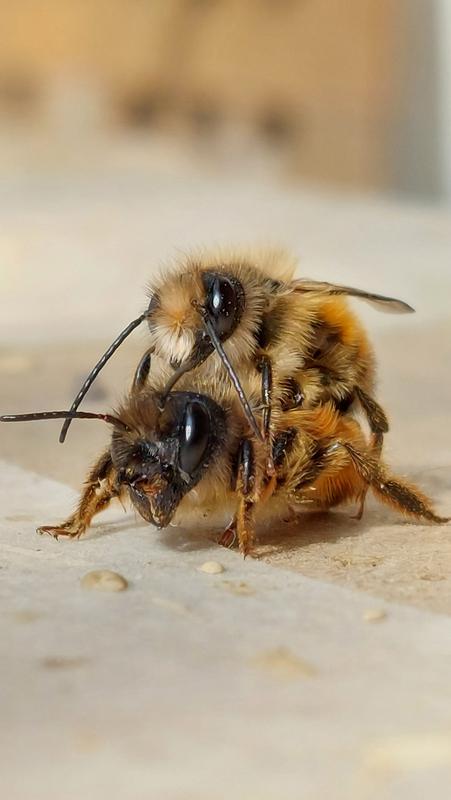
0, 0, 449, 199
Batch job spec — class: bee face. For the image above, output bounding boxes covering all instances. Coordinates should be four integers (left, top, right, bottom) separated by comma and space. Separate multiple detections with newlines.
111, 392, 226, 528
145, 267, 246, 369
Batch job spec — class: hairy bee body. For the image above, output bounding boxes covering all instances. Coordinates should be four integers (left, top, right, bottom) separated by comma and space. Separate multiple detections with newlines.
17, 365, 446, 556
2, 248, 444, 556
148, 249, 376, 407
61, 247, 404, 453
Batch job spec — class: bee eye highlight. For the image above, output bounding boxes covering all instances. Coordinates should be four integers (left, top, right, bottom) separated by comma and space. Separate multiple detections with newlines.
179, 401, 210, 476
203, 272, 244, 339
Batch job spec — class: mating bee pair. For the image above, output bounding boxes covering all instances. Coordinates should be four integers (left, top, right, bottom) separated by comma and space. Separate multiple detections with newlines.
2, 250, 448, 554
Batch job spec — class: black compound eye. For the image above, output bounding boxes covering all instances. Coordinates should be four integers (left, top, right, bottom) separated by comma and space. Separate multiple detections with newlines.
179, 401, 210, 476
204, 273, 243, 339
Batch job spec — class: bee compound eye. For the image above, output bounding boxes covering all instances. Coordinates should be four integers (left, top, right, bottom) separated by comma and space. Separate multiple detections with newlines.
204, 273, 242, 338
179, 401, 210, 476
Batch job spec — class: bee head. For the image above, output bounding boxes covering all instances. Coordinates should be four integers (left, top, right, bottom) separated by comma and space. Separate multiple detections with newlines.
145, 268, 246, 369
146, 261, 268, 443
111, 391, 226, 528
58, 251, 284, 444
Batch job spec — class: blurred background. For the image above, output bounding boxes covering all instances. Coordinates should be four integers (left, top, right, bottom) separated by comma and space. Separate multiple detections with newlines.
0, 0, 450, 198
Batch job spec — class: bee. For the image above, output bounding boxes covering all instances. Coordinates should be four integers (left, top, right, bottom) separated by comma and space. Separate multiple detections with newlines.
58, 249, 413, 501
2, 361, 447, 556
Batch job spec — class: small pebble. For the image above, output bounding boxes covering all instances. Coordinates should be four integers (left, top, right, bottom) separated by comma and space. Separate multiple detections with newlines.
252, 647, 317, 679
41, 656, 88, 670
13, 610, 42, 624
419, 572, 445, 582
80, 570, 128, 592
363, 608, 387, 623
151, 596, 190, 616
221, 580, 254, 596
198, 560, 224, 575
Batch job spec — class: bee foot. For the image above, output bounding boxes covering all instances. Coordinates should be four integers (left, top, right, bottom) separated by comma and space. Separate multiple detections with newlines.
218, 527, 237, 549
37, 523, 85, 540
350, 497, 366, 520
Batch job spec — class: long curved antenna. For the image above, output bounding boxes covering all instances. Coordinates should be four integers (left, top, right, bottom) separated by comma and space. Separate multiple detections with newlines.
59, 313, 147, 444
158, 357, 198, 404
196, 308, 264, 444
1, 410, 130, 432
159, 304, 264, 444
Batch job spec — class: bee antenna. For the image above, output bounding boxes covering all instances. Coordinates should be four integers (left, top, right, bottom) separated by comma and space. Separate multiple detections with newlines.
159, 303, 264, 443
1, 410, 131, 432
59, 313, 148, 444
157, 357, 198, 408
196, 307, 264, 444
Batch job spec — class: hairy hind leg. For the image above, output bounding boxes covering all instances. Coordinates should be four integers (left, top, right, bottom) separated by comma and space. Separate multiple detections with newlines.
219, 438, 260, 557
355, 386, 389, 439
343, 441, 449, 524
38, 450, 121, 539
353, 387, 389, 519
293, 435, 448, 524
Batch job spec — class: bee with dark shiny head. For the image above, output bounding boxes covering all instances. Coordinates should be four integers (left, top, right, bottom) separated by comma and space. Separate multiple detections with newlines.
2, 360, 447, 555
58, 249, 413, 502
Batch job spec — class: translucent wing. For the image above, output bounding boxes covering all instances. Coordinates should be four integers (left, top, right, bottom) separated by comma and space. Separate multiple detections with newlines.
290, 279, 414, 314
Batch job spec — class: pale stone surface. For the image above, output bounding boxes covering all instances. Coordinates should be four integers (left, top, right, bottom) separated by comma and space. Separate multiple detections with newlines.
1, 460, 451, 800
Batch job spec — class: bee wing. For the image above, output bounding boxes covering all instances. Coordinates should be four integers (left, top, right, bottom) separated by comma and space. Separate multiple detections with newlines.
290, 279, 415, 314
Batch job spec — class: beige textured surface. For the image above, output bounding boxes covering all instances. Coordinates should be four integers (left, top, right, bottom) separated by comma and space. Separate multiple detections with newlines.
2, 460, 451, 800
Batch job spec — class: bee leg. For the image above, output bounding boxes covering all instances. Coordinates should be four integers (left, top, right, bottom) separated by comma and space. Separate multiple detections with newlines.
220, 439, 258, 556
352, 432, 383, 519
352, 435, 382, 519
294, 442, 351, 510
236, 438, 262, 556
256, 354, 275, 476
353, 387, 389, 519
132, 347, 153, 390
217, 526, 237, 549
257, 354, 272, 440
342, 442, 449, 524
355, 386, 389, 438
38, 450, 121, 539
